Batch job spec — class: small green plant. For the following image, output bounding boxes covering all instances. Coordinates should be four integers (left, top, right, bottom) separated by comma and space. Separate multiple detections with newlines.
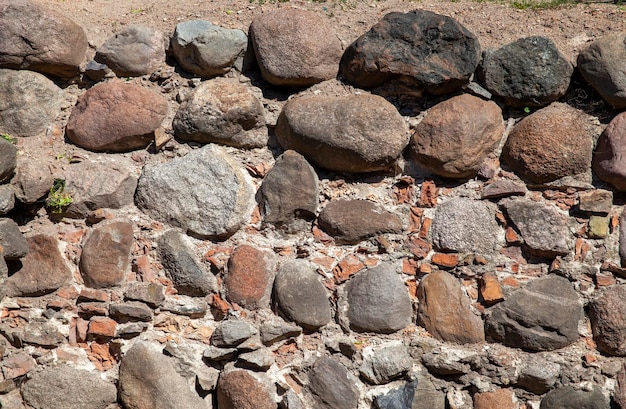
1, 133, 16, 144
129, 7, 144, 14
523, 107, 531, 113
46, 178, 73, 214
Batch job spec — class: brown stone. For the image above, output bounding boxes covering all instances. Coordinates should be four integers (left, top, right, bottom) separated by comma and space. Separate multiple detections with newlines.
578, 189, 613, 214
411, 94, 504, 179
430, 253, 459, 269
1, 352, 36, 379
501, 102, 595, 184
589, 285, 626, 356
5, 235, 72, 297
406, 236, 431, 260
66, 80, 168, 152
88, 317, 117, 338
0, 0, 88, 78
593, 112, 626, 191
224, 245, 276, 310
480, 273, 504, 305
216, 370, 276, 409
79, 221, 134, 288
417, 271, 485, 344
318, 199, 403, 244
473, 389, 516, 409
249, 8, 342, 87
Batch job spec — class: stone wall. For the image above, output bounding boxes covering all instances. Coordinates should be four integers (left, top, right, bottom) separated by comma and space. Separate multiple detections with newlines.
0, 1, 626, 408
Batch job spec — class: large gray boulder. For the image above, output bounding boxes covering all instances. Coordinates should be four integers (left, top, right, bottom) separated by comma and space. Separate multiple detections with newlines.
593, 111, 626, 191
588, 285, 626, 356
485, 275, 582, 351
308, 357, 359, 409
21, 365, 117, 409
119, 341, 206, 409
173, 78, 267, 148
0, 69, 62, 137
135, 144, 254, 239
275, 94, 409, 173
171, 20, 247, 78
430, 198, 500, 254
95, 25, 166, 77
0, 0, 88, 78
478, 36, 573, 107
340, 9, 481, 95
578, 32, 626, 110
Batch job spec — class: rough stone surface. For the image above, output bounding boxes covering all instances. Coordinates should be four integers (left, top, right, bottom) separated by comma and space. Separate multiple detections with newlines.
417, 271, 485, 344
0, 137, 16, 183
260, 316, 302, 345
95, 25, 165, 77
0, 218, 28, 260
374, 380, 416, 409
412, 377, 446, 409
275, 94, 409, 173
224, 244, 276, 310
621, 207, 626, 265
539, 385, 608, 409
119, 341, 206, 409
12, 160, 54, 205
211, 319, 258, 347
309, 357, 359, 409
157, 229, 218, 296
5, 235, 71, 297
21, 365, 117, 409
578, 32, 626, 110
318, 199, 403, 244
0, 0, 88, 78
588, 285, 626, 356
473, 389, 516, 409
0, 185, 14, 215
125, 282, 165, 308
501, 102, 595, 184
0, 69, 62, 138
63, 159, 138, 218
110, 301, 153, 322
359, 343, 411, 385
485, 275, 582, 351
135, 144, 254, 239
479, 36, 573, 107
578, 189, 613, 214
173, 78, 267, 148
79, 221, 134, 288
345, 263, 412, 334
249, 8, 342, 87
66, 81, 168, 152
274, 260, 332, 330
517, 359, 560, 394
216, 370, 276, 409
171, 20, 247, 78
410, 94, 504, 179
340, 9, 481, 95
430, 198, 499, 254
481, 180, 527, 200
593, 112, 626, 191
502, 198, 569, 258
259, 150, 318, 227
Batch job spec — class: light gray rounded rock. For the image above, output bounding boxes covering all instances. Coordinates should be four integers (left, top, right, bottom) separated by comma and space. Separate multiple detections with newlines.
359, 343, 411, 385
173, 78, 267, 148
119, 341, 206, 409
171, 20, 247, 78
211, 319, 258, 347
95, 24, 165, 77
274, 260, 332, 330
275, 94, 409, 173
21, 365, 117, 409
135, 144, 254, 239
346, 263, 412, 334
0, 185, 14, 215
431, 198, 499, 254
0, 69, 62, 137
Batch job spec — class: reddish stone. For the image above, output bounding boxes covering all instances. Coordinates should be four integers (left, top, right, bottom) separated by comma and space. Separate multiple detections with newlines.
88, 317, 117, 338
431, 253, 459, 269
224, 245, 276, 310
418, 180, 439, 207
505, 227, 521, 244
480, 273, 504, 305
393, 176, 415, 204
216, 370, 276, 409
409, 207, 423, 233
419, 217, 432, 239
1, 352, 37, 379
78, 288, 110, 303
473, 389, 516, 409
595, 273, 616, 287
333, 254, 365, 283
406, 236, 432, 260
